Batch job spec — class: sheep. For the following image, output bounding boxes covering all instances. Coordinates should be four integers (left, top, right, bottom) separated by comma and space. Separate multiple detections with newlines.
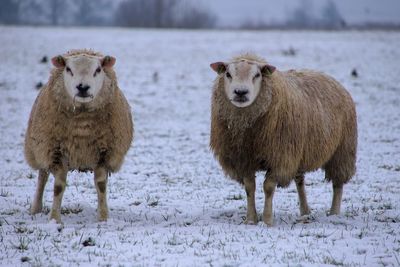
24, 49, 133, 223
209, 53, 357, 226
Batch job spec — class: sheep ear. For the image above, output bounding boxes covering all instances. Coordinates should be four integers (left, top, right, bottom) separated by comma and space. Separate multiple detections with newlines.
102, 56, 116, 68
210, 62, 227, 74
261, 64, 276, 76
51, 55, 65, 68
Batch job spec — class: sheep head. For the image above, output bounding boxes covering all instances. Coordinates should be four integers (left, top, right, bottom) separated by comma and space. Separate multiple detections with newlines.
51, 54, 116, 104
210, 60, 275, 108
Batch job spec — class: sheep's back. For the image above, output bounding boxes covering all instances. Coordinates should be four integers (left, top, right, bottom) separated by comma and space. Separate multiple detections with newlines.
277, 70, 356, 173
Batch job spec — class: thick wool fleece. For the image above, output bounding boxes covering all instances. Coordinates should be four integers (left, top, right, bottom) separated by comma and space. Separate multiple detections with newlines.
25, 49, 133, 174
210, 54, 357, 187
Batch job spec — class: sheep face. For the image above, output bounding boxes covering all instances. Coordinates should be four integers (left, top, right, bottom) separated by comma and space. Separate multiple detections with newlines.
210, 60, 276, 108
52, 54, 116, 103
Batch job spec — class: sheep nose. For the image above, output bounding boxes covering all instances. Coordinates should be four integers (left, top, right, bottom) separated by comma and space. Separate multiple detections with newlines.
76, 83, 90, 93
234, 89, 248, 97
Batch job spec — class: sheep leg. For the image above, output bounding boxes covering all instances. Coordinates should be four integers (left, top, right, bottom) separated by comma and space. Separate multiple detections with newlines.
49, 168, 68, 223
243, 177, 257, 224
94, 167, 108, 221
330, 182, 343, 215
31, 169, 49, 214
263, 178, 276, 226
295, 174, 310, 216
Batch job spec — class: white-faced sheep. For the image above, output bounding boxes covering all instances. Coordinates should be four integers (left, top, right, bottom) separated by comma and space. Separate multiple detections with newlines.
210, 53, 357, 226
25, 49, 133, 223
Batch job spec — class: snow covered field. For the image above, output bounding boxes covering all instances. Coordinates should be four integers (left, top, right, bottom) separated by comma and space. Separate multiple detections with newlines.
0, 26, 399, 266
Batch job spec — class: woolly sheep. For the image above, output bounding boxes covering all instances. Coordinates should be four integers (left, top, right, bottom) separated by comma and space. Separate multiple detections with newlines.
210, 54, 357, 226
25, 49, 133, 223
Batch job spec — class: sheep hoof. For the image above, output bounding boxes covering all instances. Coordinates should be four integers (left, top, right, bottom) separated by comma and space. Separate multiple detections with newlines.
300, 207, 311, 216
328, 210, 340, 216
98, 216, 108, 222
30, 204, 42, 215
49, 215, 62, 224
262, 217, 274, 227
260, 221, 274, 228
98, 211, 108, 222
244, 218, 258, 225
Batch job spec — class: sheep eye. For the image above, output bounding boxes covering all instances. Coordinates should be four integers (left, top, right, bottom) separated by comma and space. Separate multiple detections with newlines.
66, 67, 73, 76
226, 72, 232, 79
94, 67, 101, 77
254, 73, 261, 79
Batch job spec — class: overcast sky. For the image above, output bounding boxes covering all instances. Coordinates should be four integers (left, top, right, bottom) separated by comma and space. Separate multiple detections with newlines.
199, 0, 400, 26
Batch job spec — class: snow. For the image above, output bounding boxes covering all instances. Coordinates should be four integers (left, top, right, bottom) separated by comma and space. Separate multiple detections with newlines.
0, 26, 399, 266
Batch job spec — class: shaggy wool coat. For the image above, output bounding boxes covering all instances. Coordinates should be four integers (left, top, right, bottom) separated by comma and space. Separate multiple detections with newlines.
25, 51, 133, 173
210, 54, 357, 187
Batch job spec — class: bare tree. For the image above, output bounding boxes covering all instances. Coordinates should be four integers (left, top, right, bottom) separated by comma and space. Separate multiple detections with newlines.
18, 0, 45, 25
287, 0, 316, 29
115, 0, 178, 28
18, 0, 70, 25
74, 0, 111, 26
154, 0, 163, 27
49, 0, 65, 25
321, 0, 346, 29
114, 0, 215, 29
174, 4, 216, 29
115, 0, 153, 27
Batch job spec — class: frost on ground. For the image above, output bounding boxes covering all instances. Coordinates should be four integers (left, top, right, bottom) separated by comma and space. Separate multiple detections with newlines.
0, 27, 399, 266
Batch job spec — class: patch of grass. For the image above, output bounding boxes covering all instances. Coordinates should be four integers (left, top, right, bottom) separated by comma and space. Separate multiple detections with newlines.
356, 248, 367, 255
130, 201, 142, 206
356, 229, 367, 239
167, 233, 183, 246
1, 209, 19, 216
221, 211, 234, 218
379, 164, 400, 171
344, 205, 359, 218
61, 205, 83, 215
162, 177, 177, 185
322, 254, 344, 266
12, 237, 31, 251
41, 206, 50, 215
299, 230, 332, 239
145, 195, 159, 207
295, 214, 316, 224
226, 194, 244, 200
14, 226, 33, 234
375, 215, 400, 223
361, 204, 369, 213
0, 188, 11, 197
378, 202, 393, 210
161, 214, 169, 221
148, 200, 159, 207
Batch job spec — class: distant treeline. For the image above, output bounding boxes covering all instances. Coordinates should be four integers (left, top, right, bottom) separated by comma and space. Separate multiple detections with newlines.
1, 0, 399, 30
239, 1, 400, 30
0, 0, 216, 28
